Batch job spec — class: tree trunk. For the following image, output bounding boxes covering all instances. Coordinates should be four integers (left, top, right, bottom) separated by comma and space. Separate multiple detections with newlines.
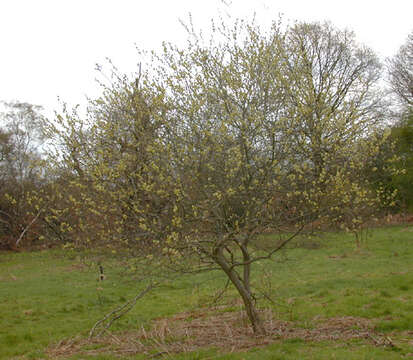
213, 248, 266, 335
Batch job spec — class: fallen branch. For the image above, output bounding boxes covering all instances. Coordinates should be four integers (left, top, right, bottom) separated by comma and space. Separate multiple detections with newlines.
212, 278, 231, 305
89, 283, 154, 339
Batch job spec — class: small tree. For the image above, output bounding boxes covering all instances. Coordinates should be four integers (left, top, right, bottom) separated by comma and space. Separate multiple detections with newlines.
141, 20, 386, 333
50, 18, 389, 334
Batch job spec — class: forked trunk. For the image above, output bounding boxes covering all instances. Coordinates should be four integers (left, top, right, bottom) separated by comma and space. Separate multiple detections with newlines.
214, 249, 266, 335
238, 284, 266, 335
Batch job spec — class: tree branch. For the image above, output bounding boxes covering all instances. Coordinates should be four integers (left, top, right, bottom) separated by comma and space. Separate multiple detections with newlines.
89, 282, 154, 339
15, 208, 42, 247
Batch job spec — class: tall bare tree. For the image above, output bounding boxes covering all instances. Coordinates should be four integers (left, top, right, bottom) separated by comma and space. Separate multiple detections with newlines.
387, 31, 413, 106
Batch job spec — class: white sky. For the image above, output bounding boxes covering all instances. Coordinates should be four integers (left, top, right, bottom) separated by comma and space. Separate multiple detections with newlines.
1, 0, 412, 118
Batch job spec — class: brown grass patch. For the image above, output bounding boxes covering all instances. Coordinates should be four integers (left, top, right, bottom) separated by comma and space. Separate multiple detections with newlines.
47, 309, 392, 359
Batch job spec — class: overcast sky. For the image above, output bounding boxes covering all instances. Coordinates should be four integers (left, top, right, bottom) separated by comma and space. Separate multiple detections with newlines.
1, 0, 412, 117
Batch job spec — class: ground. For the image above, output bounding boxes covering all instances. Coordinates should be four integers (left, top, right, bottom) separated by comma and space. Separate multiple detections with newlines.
0, 225, 412, 359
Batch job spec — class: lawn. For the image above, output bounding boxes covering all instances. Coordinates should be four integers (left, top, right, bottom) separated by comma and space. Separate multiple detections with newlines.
0, 225, 412, 359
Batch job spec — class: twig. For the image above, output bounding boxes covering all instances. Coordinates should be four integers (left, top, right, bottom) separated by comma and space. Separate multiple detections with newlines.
254, 287, 289, 308
146, 350, 168, 359
212, 278, 231, 305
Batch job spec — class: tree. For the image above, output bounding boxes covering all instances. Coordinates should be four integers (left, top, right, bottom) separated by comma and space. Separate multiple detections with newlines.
383, 31, 413, 212
155, 20, 387, 332
387, 109, 413, 211
387, 30, 413, 107
277, 22, 390, 236
0, 128, 13, 186
49, 18, 389, 334
280, 22, 384, 176
0, 101, 46, 249
0, 101, 45, 183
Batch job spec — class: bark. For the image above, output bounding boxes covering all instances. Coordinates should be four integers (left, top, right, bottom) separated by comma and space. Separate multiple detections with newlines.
213, 246, 266, 335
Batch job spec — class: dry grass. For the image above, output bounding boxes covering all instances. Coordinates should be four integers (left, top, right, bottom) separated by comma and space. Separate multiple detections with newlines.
47, 308, 394, 359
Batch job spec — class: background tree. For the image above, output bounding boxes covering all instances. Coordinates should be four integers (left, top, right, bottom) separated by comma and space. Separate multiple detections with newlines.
387, 30, 413, 107
278, 22, 392, 236
0, 101, 46, 249
379, 31, 413, 212
385, 109, 413, 211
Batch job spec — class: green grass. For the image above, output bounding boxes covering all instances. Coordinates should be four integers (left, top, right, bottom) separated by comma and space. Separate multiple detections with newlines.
0, 225, 412, 359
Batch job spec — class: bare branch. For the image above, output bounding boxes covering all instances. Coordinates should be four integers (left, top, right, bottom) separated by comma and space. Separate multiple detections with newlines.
15, 208, 42, 247
89, 283, 154, 339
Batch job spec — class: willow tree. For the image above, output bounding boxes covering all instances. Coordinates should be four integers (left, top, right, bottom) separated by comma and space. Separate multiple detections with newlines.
49, 19, 389, 334
137, 19, 387, 334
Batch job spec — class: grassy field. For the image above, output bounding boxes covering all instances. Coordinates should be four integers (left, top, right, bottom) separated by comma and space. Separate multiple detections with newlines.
0, 225, 412, 359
